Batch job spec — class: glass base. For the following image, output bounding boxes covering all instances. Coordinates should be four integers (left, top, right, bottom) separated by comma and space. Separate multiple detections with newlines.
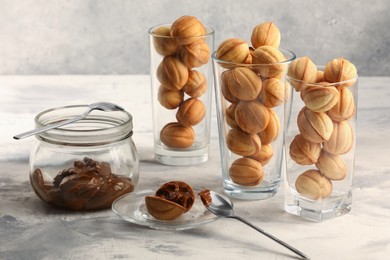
154, 145, 209, 166
284, 191, 352, 222
223, 180, 280, 200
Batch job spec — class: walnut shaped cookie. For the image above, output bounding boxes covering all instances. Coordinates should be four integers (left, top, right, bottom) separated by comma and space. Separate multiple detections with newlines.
145, 181, 195, 221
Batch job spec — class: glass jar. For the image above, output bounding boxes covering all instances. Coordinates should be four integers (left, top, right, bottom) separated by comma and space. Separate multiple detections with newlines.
29, 105, 139, 211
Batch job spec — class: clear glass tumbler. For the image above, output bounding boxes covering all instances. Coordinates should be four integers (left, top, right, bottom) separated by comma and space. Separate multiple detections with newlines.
212, 49, 296, 200
284, 68, 358, 221
149, 24, 215, 166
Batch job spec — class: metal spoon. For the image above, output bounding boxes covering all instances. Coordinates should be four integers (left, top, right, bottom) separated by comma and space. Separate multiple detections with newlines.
13, 102, 124, 140
202, 190, 310, 260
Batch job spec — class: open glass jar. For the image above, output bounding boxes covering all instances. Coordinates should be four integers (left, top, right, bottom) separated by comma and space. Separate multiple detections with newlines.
29, 105, 139, 211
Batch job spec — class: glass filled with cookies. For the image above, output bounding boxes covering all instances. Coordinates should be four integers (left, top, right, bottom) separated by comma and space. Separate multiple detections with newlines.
212, 22, 296, 200
284, 56, 358, 221
149, 16, 215, 166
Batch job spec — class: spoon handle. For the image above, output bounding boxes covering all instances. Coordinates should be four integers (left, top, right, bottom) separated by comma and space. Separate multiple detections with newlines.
13, 114, 85, 140
229, 215, 310, 260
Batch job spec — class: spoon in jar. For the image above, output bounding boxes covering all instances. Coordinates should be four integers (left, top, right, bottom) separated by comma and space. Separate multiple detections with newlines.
13, 102, 124, 140
200, 190, 310, 260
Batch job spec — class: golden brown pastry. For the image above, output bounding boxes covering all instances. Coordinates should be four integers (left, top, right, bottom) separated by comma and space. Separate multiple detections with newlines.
315, 150, 347, 180
221, 70, 240, 103
145, 196, 186, 221
145, 181, 195, 220
323, 121, 354, 155
235, 101, 270, 134
170, 15, 207, 45
244, 47, 254, 64
229, 157, 264, 186
224, 67, 262, 101
247, 143, 273, 166
259, 108, 280, 145
152, 26, 178, 56
301, 84, 340, 112
315, 70, 325, 83
259, 78, 285, 108
251, 46, 285, 78
158, 85, 184, 109
157, 56, 189, 91
176, 98, 206, 126
215, 38, 249, 64
324, 58, 357, 87
289, 134, 321, 165
225, 104, 239, 129
297, 107, 334, 143
251, 22, 281, 49
295, 169, 332, 200
327, 87, 355, 122
180, 40, 210, 68
226, 128, 261, 156
183, 70, 207, 98
287, 56, 317, 91
160, 122, 195, 148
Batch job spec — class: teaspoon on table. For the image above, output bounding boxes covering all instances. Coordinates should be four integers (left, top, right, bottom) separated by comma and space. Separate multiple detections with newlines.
13, 102, 124, 140
201, 190, 310, 260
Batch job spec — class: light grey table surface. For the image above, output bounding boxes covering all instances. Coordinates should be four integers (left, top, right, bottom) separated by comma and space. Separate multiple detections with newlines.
0, 76, 389, 260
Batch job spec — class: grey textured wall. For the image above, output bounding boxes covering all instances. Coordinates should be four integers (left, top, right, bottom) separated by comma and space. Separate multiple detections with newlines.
1, 0, 389, 76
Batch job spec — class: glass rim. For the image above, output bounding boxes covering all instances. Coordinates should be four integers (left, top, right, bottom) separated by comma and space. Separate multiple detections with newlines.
148, 23, 215, 39
34, 104, 133, 145
286, 65, 358, 86
211, 48, 296, 67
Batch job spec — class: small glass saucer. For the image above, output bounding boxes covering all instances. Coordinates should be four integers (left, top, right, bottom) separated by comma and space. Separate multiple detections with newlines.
112, 189, 219, 230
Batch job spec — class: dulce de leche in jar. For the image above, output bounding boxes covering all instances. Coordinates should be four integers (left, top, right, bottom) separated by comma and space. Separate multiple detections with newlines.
29, 105, 139, 210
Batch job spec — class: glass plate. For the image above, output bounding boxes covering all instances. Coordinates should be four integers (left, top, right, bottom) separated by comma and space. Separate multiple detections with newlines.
112, 189, 219, 230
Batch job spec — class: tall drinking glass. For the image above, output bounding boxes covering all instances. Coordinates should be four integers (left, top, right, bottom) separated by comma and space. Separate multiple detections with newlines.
213, 49, 295, 200
149, 24, 214, 166
284, 67, 358, 221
